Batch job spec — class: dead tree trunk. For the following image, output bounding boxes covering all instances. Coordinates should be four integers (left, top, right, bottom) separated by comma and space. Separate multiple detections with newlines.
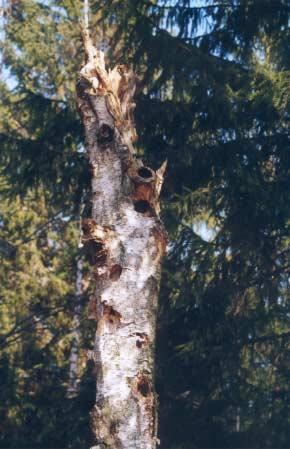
76, 28, 167, 449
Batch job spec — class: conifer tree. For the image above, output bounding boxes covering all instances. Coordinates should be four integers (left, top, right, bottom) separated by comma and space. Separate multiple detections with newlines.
0, 1, 290, 448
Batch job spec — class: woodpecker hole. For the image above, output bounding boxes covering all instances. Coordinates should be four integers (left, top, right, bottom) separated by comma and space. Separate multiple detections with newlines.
138, 167, 154, 179
84, 240, 107, 266
76, 78, 90, 99
134, 200, 151, 214
97, 124, 114, 144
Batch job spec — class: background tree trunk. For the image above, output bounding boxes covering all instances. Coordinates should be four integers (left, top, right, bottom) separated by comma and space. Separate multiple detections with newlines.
67, 257, 83, 398
76, 28, 167, 449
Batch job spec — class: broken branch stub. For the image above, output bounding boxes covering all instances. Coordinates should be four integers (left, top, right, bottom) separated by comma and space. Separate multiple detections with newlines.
77, 27, 167, 449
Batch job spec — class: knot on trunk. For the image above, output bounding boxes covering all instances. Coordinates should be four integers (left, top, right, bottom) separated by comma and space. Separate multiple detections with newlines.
134, 332, 149, 348
96, 304, 122, 335
109, 264, 122, 281
103, 304, 121, 326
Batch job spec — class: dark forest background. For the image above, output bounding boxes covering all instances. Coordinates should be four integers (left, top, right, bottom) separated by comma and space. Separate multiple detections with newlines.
0, 1, 290, 448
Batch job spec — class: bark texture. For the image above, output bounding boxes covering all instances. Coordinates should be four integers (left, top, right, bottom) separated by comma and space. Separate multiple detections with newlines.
77, 28, 167, 449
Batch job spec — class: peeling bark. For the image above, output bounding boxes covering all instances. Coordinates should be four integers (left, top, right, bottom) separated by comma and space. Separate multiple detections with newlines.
77, 27, 167, 449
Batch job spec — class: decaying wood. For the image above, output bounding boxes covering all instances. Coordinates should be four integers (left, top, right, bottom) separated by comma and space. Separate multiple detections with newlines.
77, 25, 167, 449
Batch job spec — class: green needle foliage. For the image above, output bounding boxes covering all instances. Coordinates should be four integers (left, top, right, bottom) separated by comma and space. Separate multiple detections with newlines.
0, 1, 290, 448
0, 190, 94, 448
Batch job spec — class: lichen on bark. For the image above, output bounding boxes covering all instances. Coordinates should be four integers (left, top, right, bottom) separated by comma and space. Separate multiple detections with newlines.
76, 26, 167, 449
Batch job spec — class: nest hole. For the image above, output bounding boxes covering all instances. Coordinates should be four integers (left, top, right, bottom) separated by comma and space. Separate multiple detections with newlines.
109, 264, 123, 281
97, 124, 114, 144
138, 167, 153, 179
134, 200, 151, 214
137, 376, 151, 397
84, 240, 107, 266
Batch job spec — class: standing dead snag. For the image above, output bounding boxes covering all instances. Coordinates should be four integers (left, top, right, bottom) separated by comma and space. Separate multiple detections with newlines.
77, 27, 167, 449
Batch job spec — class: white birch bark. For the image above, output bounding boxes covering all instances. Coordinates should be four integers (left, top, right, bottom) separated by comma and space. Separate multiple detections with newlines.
76, 27, 167, 449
